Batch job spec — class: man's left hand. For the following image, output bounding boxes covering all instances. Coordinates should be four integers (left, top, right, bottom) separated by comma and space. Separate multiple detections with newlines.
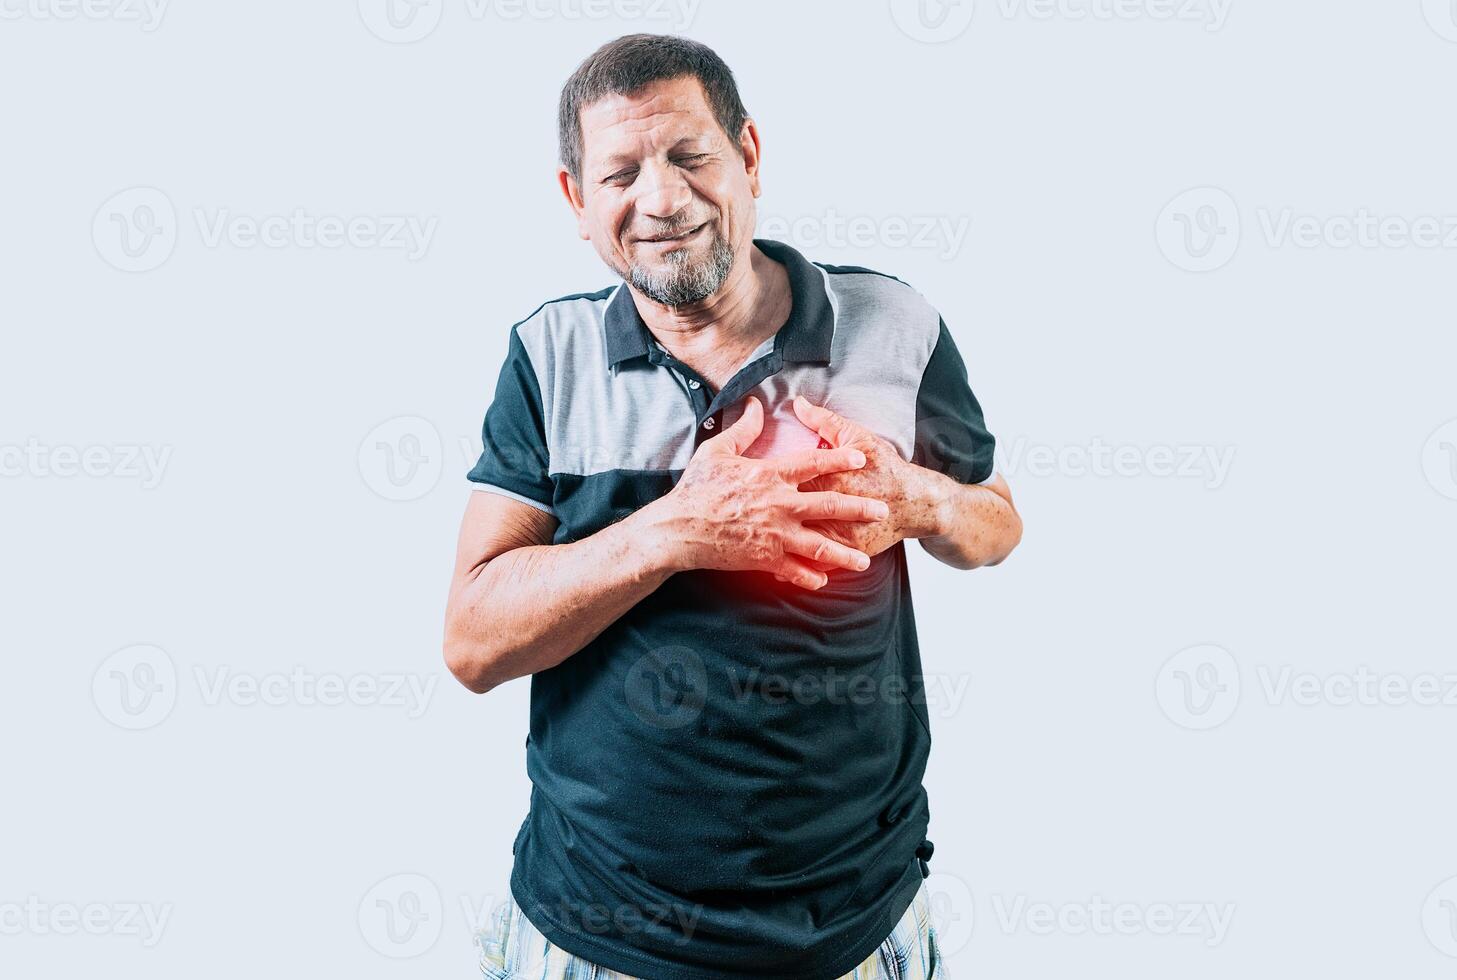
790, 396, 943, 565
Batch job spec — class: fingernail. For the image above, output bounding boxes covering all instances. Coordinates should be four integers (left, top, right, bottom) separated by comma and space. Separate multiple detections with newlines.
872, 502, 890, 519
850, 451, 866, 467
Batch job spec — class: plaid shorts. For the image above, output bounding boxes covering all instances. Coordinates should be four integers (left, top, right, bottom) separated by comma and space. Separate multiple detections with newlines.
476, 881, 943, 980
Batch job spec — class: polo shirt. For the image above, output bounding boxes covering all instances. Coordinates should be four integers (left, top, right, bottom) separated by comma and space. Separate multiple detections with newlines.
467, 238, 996, 980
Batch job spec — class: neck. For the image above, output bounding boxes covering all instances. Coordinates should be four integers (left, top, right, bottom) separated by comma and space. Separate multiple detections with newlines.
628, 241, 790, 363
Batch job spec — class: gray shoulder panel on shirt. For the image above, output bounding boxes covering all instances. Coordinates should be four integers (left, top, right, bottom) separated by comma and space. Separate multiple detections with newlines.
515, 286, 697, 477
513, 268, 944, 478
811, 267, 942, 459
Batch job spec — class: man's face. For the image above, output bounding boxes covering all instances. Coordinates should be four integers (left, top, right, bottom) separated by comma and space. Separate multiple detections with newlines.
562, 75, 761, 308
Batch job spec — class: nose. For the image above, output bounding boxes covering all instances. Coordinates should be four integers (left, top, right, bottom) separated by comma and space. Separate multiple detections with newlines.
633, 159, 693, 222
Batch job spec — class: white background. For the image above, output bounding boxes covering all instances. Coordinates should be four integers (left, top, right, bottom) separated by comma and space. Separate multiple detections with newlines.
4, 0, 1457, 977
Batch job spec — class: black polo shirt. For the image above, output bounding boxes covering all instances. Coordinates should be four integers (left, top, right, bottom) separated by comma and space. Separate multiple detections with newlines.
467, 239, 996, 980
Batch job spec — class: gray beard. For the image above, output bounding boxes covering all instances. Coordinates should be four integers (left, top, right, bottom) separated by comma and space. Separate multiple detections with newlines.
627, 231, 736, 308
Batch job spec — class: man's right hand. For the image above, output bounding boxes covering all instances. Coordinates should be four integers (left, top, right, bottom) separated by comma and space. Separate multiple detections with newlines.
644, 396, 890, 590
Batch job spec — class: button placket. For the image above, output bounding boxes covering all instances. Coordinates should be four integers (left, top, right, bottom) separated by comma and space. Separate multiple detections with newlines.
658, 342, 786, 447
702, 353, 785, 429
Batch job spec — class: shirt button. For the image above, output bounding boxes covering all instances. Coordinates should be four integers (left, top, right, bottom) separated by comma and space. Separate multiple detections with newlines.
702, 418, 716, 430
688, 380, 701, 389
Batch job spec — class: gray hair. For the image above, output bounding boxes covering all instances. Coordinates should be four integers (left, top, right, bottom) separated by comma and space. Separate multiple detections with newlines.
558, 34, 749, 186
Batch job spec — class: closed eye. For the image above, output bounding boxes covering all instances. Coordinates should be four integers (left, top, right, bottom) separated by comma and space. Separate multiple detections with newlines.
602, 154, 708, 185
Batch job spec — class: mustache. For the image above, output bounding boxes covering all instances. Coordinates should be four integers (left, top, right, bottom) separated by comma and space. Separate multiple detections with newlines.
632, 215, 715, 241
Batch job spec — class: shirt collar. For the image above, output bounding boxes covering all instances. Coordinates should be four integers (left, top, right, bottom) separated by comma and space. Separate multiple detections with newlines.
603, 238, 835, 370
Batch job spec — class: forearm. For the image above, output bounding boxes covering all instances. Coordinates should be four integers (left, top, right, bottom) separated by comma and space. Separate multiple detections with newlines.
444, 505, 676, 693
911, 468, 1023, 570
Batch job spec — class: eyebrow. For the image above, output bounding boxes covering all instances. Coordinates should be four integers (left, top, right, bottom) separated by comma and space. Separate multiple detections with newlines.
594, 137, 713, 174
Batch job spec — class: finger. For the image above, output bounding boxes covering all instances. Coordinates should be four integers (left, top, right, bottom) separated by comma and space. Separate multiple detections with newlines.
788, 491, 890, 523
793, 395, 860, 448
771, 556, 828, 591
775, 446, 867, 483
699, 395, 763, 456
786, 530, 871, 572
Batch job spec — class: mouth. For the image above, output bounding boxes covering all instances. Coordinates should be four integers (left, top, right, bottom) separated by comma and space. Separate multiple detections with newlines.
637, 222, 707, 247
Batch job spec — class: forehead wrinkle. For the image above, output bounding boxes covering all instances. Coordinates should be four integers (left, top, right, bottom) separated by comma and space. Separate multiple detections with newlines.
595, 82, 704, 123
581, 88, 719, 168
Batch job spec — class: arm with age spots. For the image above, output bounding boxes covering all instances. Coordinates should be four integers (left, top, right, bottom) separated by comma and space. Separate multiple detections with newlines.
792, 396, 1023, 571
443, 397, 890, 693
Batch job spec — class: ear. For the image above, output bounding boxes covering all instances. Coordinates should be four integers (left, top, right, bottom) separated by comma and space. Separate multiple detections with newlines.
738, 118, 764, 198
558, 167, 590, 241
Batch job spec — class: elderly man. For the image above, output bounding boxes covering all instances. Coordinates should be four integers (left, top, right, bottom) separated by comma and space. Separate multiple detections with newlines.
445, 33, 1021, 980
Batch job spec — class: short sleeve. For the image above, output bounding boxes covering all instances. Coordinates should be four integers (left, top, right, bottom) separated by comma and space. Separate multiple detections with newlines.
466, 326, 555, 514
912, 318, 997, 485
